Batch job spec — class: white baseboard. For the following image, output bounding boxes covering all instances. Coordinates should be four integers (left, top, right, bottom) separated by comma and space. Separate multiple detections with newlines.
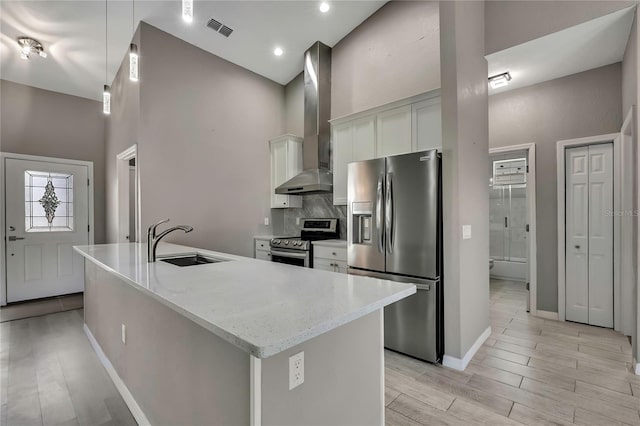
83, 324, 151, 426
634, 360, 639, 376
442, 326, 491, 371
535, 310, 559, 320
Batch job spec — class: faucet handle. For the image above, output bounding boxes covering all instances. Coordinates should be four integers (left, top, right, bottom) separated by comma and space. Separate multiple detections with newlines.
148, 218, 170, 239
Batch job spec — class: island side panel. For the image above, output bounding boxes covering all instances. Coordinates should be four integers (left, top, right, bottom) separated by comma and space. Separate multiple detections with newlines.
84, 261, 251, 425
261, 310, 384, 426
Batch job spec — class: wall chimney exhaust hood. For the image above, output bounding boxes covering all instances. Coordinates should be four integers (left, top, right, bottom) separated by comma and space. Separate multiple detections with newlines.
275, 41, 332, 195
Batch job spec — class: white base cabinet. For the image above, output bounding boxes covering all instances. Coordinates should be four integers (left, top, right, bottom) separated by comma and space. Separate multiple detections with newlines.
312, 241, 347, 273
254, 237, 272, 261
330, 90, 441, 205
270, 135, 303, 209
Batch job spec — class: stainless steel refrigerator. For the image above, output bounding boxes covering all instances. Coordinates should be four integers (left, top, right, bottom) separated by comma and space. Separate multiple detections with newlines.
347, 150, 443, 363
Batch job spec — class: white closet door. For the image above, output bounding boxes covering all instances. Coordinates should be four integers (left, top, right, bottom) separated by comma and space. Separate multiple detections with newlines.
566, 147, 590, 324
587, 144, 613, 328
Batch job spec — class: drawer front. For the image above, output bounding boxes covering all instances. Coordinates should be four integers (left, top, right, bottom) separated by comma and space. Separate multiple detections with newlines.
255, 239, 271, 252
313, 257, 347, 273
314, 246, 347, 262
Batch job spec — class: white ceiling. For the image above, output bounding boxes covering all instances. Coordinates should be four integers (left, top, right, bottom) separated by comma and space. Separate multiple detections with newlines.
0, 1, 386, 101
486, 5, 636, 95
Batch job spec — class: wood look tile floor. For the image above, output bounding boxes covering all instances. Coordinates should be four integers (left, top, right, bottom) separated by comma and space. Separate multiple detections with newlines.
385, 279, 640, 426
0, 309, 136, 426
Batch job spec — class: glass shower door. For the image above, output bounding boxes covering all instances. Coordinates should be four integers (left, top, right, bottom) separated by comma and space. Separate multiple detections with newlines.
490, 185, 527, 262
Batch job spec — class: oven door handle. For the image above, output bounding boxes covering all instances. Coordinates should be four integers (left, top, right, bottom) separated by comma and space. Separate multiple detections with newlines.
270, 249, 309, 259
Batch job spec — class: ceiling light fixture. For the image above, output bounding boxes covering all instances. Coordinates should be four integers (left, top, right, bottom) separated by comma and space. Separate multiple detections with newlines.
182, 0, 193, 23
103, 0, 111, 115
17, 37, 47, 60
274, 47, 284, 56
488, 72, 512, 89
129, 0, 138, 81
319, 2, 330, 13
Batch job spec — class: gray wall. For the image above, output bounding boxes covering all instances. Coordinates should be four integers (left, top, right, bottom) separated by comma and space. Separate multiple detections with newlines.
262, 311, 383, 425
331, 0, 440, 119
440, 1, 491, 360
485, 1, 635, 54
84, 262, 250, 425
622, 10, 638, 116
1, 79, 106, 244
489, 63, 623, 312
284, 72, 304, 137
106, 23, 285, 256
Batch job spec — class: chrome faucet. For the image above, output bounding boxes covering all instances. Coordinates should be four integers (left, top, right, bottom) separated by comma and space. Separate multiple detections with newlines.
147, 219, 194, 262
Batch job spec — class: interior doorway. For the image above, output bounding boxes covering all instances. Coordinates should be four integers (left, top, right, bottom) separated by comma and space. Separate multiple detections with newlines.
489, 144, 537, 316
117, 145, 139, 243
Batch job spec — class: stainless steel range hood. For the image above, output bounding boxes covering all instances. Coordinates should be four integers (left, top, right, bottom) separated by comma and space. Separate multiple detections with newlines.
276, 41, 332, 195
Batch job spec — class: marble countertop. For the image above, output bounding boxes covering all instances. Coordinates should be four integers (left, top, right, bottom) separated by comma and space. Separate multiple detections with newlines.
74, 243, 415, 359
312, 239, 347, 248
253, 235, 284, 240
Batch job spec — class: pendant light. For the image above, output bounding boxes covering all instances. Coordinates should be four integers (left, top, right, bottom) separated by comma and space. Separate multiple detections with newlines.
129, 0, 139, 81
182, 0, 193, 23
103, 0, 111, 115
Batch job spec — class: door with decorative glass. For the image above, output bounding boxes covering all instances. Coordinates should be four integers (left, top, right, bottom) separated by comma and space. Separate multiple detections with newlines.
5, 157, 90, 302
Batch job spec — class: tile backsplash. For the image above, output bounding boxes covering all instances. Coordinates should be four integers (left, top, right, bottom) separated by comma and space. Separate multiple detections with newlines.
282, 194, 347, 238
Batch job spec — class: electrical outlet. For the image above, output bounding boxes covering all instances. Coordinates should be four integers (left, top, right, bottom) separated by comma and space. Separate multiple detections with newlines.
289, 351, 304, 390
264, 217, 270, 226
462, 225, 472, 240
121, 324, 126, 344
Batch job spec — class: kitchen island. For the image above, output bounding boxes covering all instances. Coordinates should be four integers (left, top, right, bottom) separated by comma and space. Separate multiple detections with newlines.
74, 243, 415, 426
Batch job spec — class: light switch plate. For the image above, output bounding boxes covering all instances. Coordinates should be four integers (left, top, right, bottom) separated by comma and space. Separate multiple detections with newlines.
462, 225, 472, 240
121, 324, 126, 344
264, 217, 269, 226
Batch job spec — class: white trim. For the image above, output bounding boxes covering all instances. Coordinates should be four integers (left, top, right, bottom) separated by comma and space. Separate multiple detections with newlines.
634, 361, 639, 376
489, 143, 537, 316
249, 355, 262, 426
329, 89, 441, 126
83, 324, 151, 426
116, 145, 140, 243
557, 133, 620, 323
0, 152, 95, 306
442, 326, 491, 371
535, 310, 559, 320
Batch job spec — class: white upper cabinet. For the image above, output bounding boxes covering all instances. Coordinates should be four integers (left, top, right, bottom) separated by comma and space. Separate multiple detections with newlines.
330, 90, 441, 205
270, 134, 303, 209
412, 98, 442, 152
376, 105, 412, 158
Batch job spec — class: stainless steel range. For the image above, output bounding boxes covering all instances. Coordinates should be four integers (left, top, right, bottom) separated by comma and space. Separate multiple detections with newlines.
270, 218, 339, 268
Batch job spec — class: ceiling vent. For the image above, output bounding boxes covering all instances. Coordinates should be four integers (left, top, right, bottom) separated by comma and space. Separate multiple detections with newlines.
207, 18, 233, 37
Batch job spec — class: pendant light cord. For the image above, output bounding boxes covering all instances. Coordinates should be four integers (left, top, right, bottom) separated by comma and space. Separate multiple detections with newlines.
105, 0, 108, 85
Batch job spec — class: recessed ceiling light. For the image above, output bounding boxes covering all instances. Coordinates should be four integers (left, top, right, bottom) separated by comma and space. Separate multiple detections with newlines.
488, 72, 512, 89
274, 47, 284, 56
319, 2, 330, 13
182, 0, 193, 23
17, 37, 47, 60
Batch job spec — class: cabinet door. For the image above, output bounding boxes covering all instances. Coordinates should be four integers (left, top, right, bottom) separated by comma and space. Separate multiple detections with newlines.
255, 250, 272, 261
332, 122, 353, 205
376, 105, 412, 158
412, 98, 442, 152
313, 258, 335, 272
271, 140, 289, 208
352, 116, 376, 162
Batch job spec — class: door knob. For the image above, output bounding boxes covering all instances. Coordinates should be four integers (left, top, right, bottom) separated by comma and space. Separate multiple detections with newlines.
8, 236, 25, 241
9, 226, 15, 231
575, 245, 580, 249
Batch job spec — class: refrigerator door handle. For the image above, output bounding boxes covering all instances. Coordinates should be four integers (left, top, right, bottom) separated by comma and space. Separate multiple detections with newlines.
385, 173, 394, 253
376, 174, 384, 253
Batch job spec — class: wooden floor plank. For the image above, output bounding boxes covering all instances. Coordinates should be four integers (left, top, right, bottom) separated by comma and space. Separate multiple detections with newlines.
493, 340, 578, 369
385, 368, 456, 411
482, 356, 576, 391
573, 407, 633, 426
508, 402, 575, 426
521, 378, 640, 425
385, 407, 425, 426
446, 398, 523, 426
387, 394, 459, 426
574, 380, 640, 411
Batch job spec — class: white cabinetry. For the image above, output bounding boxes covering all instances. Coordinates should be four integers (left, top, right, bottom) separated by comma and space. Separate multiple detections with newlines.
376, 105, 412, 158
312, 241, 347, 273
331, 90, 441, 205
254, 237, 272, 261
270, 135, 303, 209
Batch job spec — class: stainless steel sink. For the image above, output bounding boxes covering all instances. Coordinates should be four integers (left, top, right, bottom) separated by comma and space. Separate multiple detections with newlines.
159, 254, 228, 267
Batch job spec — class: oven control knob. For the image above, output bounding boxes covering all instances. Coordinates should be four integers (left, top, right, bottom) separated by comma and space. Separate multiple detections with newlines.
294, 241, 300, 246
284, 241, 289, 245
273, 240, 280, 245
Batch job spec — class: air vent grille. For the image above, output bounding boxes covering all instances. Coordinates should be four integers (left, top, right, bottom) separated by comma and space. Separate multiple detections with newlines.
206, 18, 233, 38
219, 25, 233, 37
206, 18, 222, 31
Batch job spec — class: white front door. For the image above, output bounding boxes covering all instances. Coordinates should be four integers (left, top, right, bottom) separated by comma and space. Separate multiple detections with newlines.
5, 157, 90, 302
565, 144, 613, 327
